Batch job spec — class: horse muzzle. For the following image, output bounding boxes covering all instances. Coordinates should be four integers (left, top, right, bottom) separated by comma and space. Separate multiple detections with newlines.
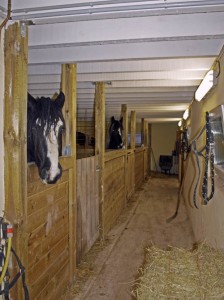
39, 163, 62, 184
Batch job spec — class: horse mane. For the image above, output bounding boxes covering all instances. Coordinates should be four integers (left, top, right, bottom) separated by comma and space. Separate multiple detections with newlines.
28, 96, 65, 136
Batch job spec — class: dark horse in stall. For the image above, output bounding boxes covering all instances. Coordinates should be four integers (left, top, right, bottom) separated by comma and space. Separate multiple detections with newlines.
27, 92, 65, 184
108, 116, 124, 149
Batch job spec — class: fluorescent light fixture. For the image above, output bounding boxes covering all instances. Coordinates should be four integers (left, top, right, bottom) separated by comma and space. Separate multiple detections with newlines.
195, 70, 217, 102
183, 108, 189, 120
178, 120, 182, 127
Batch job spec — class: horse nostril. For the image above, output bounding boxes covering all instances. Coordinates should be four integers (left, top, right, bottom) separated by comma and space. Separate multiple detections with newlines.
40, 168, 49, 180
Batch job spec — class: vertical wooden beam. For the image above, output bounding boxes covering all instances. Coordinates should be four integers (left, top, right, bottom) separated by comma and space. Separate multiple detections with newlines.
141, 118, 145, 146
4, 22, 28, 298
130, 111, 136, 192
121, 104, 128, 149
130, 111, 136, 150
148, 124, 152, 173
144, 120, 148, 147
61, 64, 76, 279
95, 82, 105, 239
121, 104, 128, 206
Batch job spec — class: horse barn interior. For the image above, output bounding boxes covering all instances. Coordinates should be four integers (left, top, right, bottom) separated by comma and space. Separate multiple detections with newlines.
1, 0, 224, 299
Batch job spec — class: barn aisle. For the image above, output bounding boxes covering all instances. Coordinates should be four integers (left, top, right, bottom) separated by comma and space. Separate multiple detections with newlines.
69, 174, 195, 300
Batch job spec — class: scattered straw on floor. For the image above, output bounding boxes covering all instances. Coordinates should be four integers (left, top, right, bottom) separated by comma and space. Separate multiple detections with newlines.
61, 238, 111, 299
133, 243, 224, 299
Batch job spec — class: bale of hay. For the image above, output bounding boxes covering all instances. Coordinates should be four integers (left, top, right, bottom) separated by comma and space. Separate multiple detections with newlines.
133, 243, 224, 299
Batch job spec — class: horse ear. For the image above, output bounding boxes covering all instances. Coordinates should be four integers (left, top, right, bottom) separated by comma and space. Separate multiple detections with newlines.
120, 117, 123, 125
111, 116, 115, 123
28, 93, 37, 113
55, 91, 65, 109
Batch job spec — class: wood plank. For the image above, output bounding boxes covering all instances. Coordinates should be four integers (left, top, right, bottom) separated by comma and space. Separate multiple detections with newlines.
76, 159, 82, 264
81, 158, 87, 254
27, 181, 68, 216
27, 169, 69, 196
86, 157, 91, 250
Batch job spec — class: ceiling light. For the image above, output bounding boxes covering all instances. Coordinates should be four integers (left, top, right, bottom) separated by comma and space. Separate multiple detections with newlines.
178, 120, 182, 127
195, 70, 217, 102
183, 108, 189, 120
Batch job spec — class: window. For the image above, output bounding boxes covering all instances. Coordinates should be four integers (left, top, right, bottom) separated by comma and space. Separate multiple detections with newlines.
210, 105, 224, 168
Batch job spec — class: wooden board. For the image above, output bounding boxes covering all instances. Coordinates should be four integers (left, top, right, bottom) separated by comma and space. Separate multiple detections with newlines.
27, 166, 70, 299
76, 156, 99, 264
135, 148, 145, 190
104, 153, 126, 234
127, 151, 135, 199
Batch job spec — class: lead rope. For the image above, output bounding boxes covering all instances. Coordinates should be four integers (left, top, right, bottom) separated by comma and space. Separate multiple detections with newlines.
191, 112, 215, 207
167, 111, 215, 222
202, 112, 215, 204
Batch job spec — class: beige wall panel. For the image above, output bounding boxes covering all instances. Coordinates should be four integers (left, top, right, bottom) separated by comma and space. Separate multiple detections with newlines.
183, 48, 224, 250
151, 123, 178, 172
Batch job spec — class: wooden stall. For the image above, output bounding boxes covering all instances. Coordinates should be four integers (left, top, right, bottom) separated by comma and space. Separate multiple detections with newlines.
76, 156, 99, 264
135, 147, 145, 190
104, 150, 126, 234
4, 23, 76, 299
27, 157, 73, 299
126, 149, 135, 199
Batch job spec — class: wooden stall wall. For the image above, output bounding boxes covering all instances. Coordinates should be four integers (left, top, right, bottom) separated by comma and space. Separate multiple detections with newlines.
76, 156, 99, 264
27, 157, 73, 299
135, 147, 147, 190
104, 150, 126, 234
126, 150, 135, 199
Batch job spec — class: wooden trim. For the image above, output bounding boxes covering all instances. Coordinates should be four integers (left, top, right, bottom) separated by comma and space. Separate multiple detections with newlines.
105, 149, 126, 162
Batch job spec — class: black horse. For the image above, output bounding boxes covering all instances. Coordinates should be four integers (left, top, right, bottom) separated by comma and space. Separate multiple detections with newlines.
27, 92, 65, 184
108, 116, 124, 149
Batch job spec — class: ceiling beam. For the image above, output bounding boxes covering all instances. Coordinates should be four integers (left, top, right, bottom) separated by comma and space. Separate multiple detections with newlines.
28, 13, 224, 48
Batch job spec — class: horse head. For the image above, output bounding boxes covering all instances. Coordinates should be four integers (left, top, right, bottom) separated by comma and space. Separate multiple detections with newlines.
108, 116, 124, 149
27, 92, 65, 184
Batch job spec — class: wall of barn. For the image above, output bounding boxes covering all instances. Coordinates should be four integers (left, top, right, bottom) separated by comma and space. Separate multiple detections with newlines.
0, 24, 5, 216
151, 123, 178, 173
183, 48, 224, 250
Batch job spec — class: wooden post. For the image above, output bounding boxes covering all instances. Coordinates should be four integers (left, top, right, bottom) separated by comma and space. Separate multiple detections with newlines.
141, 118, 145, 146
130, 111, 136, 150
61, 64, 76, 279
148, 124, 152, 174
121, 104, 128, 149
121, 104, 128, 205
95, 82, 105, 239
130, 111, 136, 192
144, 120, 148, 147
143, 120, 149, 177
4, 22, 28, 298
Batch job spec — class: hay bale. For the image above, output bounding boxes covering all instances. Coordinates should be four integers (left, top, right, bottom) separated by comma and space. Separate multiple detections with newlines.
133, 243, 224, 299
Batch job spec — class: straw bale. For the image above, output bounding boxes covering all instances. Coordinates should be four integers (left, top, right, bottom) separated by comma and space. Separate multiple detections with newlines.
133, 243, 224, 299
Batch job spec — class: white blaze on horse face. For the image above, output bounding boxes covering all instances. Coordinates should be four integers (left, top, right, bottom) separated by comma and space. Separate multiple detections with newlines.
45, 119, 63, 181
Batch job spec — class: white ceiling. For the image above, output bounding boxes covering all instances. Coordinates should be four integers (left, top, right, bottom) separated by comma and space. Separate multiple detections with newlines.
2, 0, 224, 122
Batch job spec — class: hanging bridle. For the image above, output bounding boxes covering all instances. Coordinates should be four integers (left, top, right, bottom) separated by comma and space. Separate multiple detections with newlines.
167, 111, 215, 222
191, 112, 215, 208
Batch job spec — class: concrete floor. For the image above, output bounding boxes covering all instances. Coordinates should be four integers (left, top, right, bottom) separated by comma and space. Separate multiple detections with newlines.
71, 174, 195, 300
